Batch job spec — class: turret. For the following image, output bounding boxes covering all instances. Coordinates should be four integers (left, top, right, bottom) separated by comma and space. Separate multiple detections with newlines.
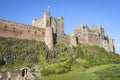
58, 17, 64, 36
45, 27, 53, 51
43, 11, 51, 28
32, 12, 51, 28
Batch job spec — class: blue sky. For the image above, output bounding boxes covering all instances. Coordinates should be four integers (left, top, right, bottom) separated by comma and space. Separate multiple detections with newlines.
0, 0, 120, 54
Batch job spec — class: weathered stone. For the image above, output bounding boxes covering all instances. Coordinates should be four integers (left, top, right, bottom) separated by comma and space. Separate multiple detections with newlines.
0, 11, 115, 52
74, 24, 115, 52
70, 34, 77, 47
45, 27, 54, 51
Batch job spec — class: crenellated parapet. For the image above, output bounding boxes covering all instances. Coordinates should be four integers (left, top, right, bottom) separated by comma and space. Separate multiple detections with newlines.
32, 11, 64, 37
74, 24, 115, 52
0, 19, 45, 42
0, 11, 115, 52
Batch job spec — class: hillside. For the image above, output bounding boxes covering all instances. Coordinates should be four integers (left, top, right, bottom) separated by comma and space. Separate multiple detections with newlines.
0, 37, 49, 67
40, 64, 120, 80
0, 37, 120, 80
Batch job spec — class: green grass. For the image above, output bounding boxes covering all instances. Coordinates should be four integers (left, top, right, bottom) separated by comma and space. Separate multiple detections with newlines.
0, 37, 48, 67
40, 70, 99, 80
40, 64, 120, 80
0, 37, 120, 80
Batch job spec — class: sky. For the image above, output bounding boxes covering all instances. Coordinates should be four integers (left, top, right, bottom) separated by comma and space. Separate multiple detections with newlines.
0, 0, 120, 54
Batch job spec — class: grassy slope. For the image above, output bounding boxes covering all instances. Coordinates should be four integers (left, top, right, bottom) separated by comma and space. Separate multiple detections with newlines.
0, 37, 48, 67
40, 43, 120, 80
40, 64, 120, 80
0, 37, 120, 80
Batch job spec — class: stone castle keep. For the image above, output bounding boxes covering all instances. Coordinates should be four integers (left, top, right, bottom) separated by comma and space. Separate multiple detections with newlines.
0, 11, 115, 52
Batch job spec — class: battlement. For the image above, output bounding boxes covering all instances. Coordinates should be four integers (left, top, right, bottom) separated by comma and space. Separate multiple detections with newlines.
32, 11, 64, 36
74, 24, 115, 52
0, 19, 45, 32
0, 12, 115, 52
0, 19, 45, 42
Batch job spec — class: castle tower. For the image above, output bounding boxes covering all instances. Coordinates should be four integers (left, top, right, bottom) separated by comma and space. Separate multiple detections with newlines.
32, 11, 51, 28
70, 34, 77, 47
57, 17, 64, 36
45, 27, 53, 51
43, 11, 51, 28
98, 27, 105, 40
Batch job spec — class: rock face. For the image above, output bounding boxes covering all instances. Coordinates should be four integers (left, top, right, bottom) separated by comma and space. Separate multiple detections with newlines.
0, 66, 41, 80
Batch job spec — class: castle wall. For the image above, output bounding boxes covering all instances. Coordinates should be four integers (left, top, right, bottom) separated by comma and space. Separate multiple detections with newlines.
70, 34, 77, 47
74, 24, 115, 52
88, 32, 101, 46
57, 37, 71, 47
0, 19, 45, 42
74, 24, 88, 43
102, 40, 110, 51
109, 39, 115, 52
0, 11, 115, 52
32, 19, 43, 28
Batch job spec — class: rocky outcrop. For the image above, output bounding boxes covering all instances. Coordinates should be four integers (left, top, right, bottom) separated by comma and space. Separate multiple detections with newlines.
0, 65, 41, 80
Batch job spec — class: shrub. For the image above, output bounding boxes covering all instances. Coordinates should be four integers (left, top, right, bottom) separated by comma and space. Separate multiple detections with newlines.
0, 56, 5, 66
41, 67, 55, 76
55, 67, 68, 74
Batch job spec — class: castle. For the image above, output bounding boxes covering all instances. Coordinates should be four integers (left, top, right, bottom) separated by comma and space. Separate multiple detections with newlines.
0, 11, 115, 52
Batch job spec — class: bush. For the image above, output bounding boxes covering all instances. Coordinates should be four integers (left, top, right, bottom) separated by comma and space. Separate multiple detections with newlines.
40, 58, 74, 76
40, 63, 59, 76
41, 67, 55, 76
75, 58, 89, 68
0, 56, 5, 66
55, 67, 68, 74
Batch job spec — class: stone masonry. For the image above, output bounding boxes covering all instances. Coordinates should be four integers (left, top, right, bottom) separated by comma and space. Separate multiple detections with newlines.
0, 11, 115, 52
74, 24, 115, 52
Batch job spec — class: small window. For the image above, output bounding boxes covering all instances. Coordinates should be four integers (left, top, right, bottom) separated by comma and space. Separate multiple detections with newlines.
35, 31, 37, 34
5, 26, 7, 29
43, 32, 45, 35
13, 27, 15, 32
4, 26, 7, 31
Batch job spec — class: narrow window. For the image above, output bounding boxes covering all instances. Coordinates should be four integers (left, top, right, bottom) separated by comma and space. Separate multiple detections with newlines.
4, 26, 7, 31
13, 27, 15, 32
35, 31, 37, 34
43, 32, 45, 35
5, 26, 7, 29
